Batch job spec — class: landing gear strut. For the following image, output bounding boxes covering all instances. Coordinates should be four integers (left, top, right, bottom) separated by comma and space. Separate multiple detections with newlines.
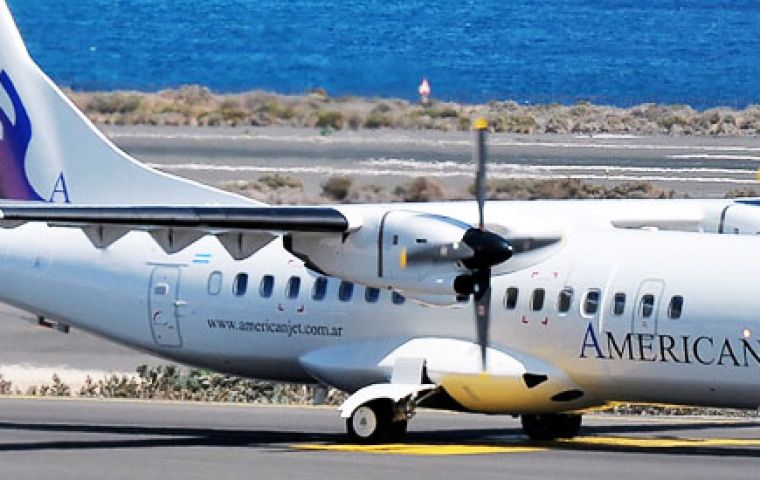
346, 399, 409, 444
521, 413, 582, 440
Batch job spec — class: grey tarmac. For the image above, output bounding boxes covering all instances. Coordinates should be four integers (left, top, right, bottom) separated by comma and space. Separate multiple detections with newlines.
0, 397, 758, 480
0, 304, 161, 372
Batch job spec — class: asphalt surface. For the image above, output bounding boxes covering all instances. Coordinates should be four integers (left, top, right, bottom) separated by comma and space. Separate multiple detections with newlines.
0, 398, 758, 480
106, 126, 760, 198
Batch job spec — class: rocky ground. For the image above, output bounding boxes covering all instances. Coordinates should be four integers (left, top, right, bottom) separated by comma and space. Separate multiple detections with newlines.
2, 366, 757, 418
221, 174, 758, 205
66, 86, 760, 136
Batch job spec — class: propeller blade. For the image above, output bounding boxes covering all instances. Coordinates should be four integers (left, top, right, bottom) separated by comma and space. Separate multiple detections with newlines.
473, 268, 491, 371
472, 118, 488, 231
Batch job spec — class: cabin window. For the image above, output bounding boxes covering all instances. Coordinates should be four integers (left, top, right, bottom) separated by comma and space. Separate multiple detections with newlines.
233, 273, 248, 296
392, 292, 406, 305
583, 289, 601, 316
153, 284, 168, 296
531, 288, 545, 311
286, 276, 301, 299
557, 287, 573, 313
640, 294, 655, 318
668, 295, 683, 319
338, 281, 354, 302
207, 271, 222, 295
312, 277, 328, 301
259, 275, 274, 298
504, 287, 519, 310
612, 292, 626, 316
365, 287, 380, 303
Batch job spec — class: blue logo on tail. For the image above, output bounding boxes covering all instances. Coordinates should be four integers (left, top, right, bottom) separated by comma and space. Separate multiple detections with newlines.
0, 70, 43, 201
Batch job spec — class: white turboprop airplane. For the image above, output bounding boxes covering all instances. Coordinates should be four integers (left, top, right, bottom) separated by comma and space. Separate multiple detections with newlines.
2, 1, 760, 444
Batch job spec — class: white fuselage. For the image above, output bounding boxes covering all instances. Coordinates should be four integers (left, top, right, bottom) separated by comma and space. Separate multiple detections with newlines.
1, 199, 760, 413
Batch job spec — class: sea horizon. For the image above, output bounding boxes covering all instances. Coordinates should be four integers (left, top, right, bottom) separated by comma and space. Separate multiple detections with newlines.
7, 0, 760, 109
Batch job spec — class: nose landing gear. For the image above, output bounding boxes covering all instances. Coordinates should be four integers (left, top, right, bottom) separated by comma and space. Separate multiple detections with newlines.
346, 399, 409, 444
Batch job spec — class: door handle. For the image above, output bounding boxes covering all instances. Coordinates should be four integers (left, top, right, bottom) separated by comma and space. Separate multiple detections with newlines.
174, 300, 188, 307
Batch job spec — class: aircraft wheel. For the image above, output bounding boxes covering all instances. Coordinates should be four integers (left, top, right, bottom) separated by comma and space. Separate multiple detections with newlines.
346, 400, 407, 444
346, 400, 391, 443
386, 419, 408, 443
521, 413, 582, 441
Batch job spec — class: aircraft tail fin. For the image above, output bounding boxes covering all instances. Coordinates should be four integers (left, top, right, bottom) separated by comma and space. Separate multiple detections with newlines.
0, 2, 254, 205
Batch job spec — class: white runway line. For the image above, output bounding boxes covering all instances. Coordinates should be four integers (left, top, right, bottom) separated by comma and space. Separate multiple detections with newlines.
150, 162, 759, 184
110, 131, 760, 153
361, 158, 754, 175
667, 154, 760, 161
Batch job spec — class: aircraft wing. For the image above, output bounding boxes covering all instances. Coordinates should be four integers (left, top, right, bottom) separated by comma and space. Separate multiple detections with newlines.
0, 204, 357, 259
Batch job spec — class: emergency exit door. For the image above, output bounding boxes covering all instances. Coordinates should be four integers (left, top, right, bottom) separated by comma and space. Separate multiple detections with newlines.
632, 279, 664, 335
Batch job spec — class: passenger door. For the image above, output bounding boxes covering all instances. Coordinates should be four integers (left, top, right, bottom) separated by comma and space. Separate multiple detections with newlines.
148, 266, 183, 347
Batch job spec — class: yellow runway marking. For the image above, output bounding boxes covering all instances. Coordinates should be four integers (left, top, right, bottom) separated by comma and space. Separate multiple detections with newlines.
566, 436, 760, 448
295, 443, 545, 456
295, 435, 760, 456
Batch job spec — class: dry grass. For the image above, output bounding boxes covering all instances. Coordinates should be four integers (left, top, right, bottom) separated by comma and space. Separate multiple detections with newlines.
65, 87, 760, 135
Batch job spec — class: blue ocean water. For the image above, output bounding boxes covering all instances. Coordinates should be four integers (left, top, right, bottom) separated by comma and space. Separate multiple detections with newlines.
7, 0, 760, 108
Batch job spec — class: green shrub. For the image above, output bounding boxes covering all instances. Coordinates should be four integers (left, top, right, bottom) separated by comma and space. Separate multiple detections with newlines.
322, 176, 353, 200
316, 110, 345, 129
219, 99, 248, 123
365, 112, 392, 129
394, 177, 444, 202
421, 107, 459, 119
258, 174, 303, 190
88, 93, 142, 114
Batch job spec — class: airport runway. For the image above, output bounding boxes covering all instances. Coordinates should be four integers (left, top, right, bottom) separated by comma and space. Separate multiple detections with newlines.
106, 126, 760, 198
0, 398, 758, 480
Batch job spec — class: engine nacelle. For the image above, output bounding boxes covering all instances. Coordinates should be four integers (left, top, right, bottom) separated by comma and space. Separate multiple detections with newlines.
285, 210, 474, 296
719, 202, 760, 235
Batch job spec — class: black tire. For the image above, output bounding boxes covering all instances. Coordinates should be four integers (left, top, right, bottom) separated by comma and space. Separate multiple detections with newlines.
386, 420, 408, 443
346, 400, 395, 444
521, 413, 582, 441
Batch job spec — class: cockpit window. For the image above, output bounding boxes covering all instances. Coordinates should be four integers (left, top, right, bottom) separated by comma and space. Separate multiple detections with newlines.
392, 292, 406, 305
